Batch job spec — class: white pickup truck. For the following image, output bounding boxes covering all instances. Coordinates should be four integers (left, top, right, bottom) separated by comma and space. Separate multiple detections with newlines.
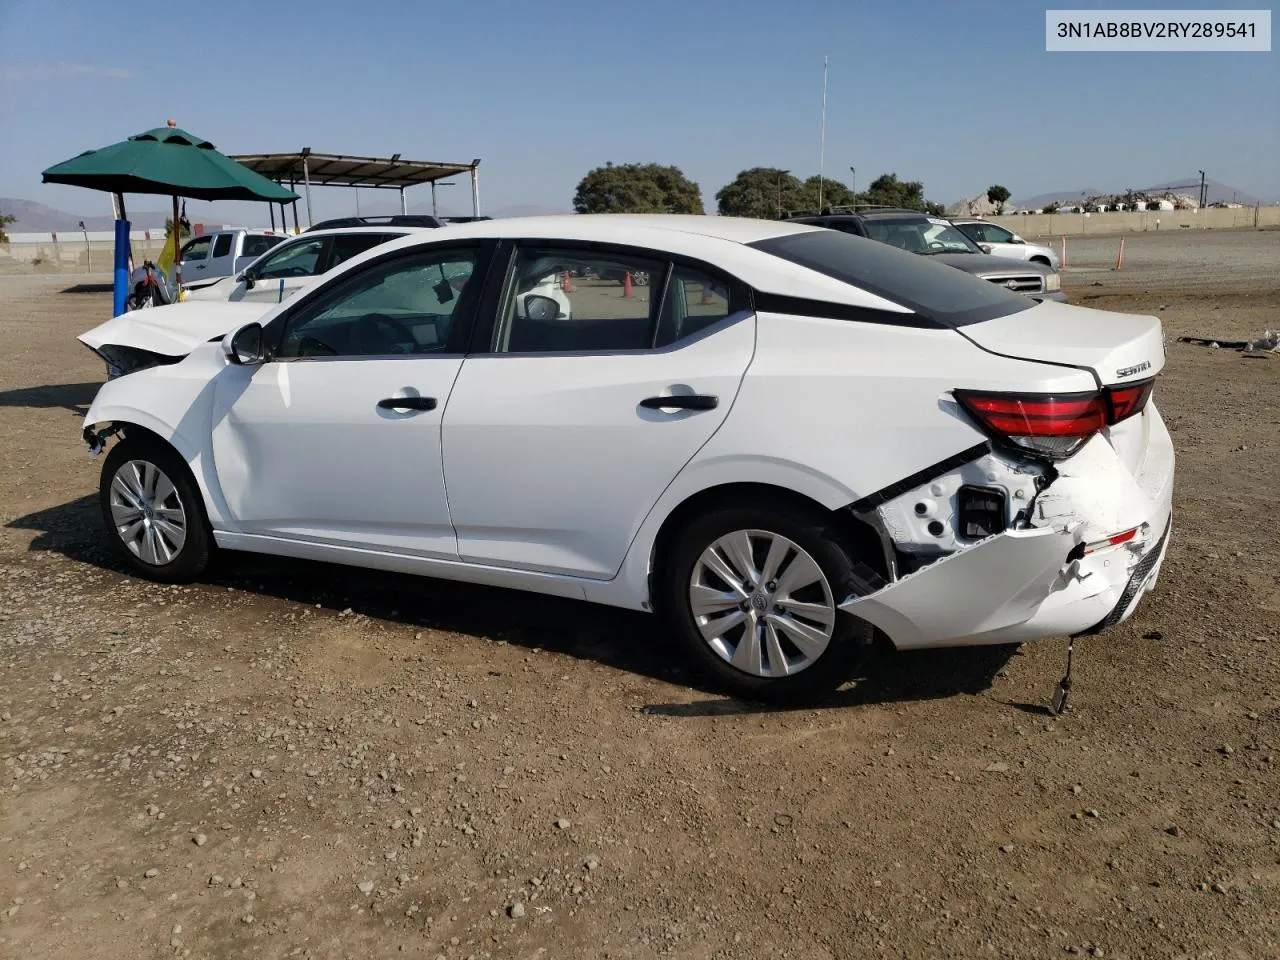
178, 229, 291, 292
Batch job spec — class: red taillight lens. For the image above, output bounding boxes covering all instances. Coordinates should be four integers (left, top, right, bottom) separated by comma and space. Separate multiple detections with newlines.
955, 389, 1107, 459
1105, 378, 1155, 423
956, 379, 1155, 460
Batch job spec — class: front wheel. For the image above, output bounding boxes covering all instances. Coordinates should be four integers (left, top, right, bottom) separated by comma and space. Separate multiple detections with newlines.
659, 499, 874, 704
99, 435, 212, 583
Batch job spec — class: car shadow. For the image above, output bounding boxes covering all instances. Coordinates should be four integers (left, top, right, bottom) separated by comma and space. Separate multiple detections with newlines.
61, 283, 115, 294
9, 496, 1018, 710
641, 643, 1020, 716
0, 381, 101, 413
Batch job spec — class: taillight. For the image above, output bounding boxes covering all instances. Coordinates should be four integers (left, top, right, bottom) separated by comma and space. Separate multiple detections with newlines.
1105, 378, 1155, 423
955, 379, 1154, 460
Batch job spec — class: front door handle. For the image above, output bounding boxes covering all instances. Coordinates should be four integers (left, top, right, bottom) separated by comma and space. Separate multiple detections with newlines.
639, 394, 718, 411
377, 396, 437, 411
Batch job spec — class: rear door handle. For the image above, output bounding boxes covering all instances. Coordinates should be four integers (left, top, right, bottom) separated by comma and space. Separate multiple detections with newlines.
377, 396, 437, 411
639, 394, 718, 411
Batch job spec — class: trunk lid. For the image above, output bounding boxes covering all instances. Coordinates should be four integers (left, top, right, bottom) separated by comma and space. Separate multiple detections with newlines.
958, 298, 1165, 387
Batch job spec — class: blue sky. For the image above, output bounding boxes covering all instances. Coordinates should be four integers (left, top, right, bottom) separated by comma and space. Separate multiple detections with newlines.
1, 0, 1275, 223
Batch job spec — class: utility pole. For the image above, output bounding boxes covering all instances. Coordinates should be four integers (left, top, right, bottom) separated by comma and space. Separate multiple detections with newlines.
817, 56, 828, 211
849, 166, 856, 197
776, 169, 790, 218
1198, 169, 1206, 208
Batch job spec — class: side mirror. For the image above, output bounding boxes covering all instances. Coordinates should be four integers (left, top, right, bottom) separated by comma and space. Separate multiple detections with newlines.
524, 293, 561, 321
1010, 235, 1025, 243
241, 272, 256, 290
222, 322, 264, 365
979, 244, 993, 254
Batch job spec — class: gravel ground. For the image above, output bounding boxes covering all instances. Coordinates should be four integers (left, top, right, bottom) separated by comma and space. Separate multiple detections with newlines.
1, 231, 1278, 960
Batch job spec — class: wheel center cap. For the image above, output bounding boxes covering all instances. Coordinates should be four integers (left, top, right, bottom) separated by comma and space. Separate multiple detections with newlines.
749, 592, 769, 613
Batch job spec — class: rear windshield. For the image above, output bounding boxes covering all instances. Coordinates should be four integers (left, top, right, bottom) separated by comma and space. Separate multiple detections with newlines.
749, 228, 1033, 327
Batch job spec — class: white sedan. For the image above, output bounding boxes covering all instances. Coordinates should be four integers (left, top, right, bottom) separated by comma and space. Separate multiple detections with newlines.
182, 227, 429, 304
78, 215, 1173, 704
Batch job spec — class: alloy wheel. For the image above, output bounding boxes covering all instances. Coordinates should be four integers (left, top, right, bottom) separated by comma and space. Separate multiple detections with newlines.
688, 529, 836, 678
109, 459, 188, 565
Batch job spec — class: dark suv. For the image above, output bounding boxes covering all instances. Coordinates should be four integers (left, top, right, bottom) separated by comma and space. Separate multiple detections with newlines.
781, 206, 1066, 302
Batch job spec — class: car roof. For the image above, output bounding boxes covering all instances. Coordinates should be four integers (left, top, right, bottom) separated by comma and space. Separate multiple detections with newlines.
409, 213, 821, 245
276, 226, 434, 240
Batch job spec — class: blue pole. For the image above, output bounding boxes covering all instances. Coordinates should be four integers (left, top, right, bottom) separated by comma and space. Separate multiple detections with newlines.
112, 219, 130, 316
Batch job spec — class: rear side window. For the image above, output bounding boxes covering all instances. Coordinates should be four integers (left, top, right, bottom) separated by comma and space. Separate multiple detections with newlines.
749, 229, 1032, 327
212, 234, 233, 257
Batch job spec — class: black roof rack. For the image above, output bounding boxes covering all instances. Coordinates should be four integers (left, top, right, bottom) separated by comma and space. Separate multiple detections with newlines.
780, 204, 934, 219
305, 214, 445, 232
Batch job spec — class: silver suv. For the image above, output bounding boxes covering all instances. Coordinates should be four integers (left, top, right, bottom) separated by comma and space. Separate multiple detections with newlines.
783, 207, 1066, 302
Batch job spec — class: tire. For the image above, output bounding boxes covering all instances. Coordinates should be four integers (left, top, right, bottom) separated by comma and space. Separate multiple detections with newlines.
659, 497, 875, 704
99, 434, 212, 583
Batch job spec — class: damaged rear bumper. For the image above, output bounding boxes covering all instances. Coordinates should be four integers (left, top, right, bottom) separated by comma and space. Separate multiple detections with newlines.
840, 406, 1175, 650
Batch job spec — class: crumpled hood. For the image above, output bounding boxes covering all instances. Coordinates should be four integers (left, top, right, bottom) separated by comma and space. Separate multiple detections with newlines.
77, 301, 275, 357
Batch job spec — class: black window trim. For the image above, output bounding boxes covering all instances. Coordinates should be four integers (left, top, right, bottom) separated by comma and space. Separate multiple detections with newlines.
259, 239, 496, 363
467, 238, 753, 358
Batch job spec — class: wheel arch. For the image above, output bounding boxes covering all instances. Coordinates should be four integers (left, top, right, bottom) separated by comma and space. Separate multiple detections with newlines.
87, 407, 230, 528
645, 481, 889, 615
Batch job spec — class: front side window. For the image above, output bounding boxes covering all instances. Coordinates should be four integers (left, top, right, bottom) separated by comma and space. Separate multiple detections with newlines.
181, 236, 212, 261
750, 228, 1032, 327
212, 234, 233, 257
253, 237, 327, 280
275, 248, 479, 359
496, 247, 665, 353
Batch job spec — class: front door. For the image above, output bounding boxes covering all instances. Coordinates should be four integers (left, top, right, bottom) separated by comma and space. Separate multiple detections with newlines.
235, 234, 330, 304
441, 243, 755, 579
211, 242, 489, 558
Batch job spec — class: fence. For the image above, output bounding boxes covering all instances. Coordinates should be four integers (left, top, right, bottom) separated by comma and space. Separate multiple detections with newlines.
986, 205, 1279, 238
0, 225, 297, 274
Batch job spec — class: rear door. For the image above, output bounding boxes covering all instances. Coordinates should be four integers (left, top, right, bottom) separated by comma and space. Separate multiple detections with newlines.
440, 241, 755, 579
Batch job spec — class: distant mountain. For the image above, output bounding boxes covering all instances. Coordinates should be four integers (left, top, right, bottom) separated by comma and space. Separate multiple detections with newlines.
1015, 176, 1263, 211
1, 193, 567, 234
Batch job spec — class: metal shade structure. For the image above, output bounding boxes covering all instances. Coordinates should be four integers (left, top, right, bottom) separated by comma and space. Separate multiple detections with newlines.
232, 150, 482, 224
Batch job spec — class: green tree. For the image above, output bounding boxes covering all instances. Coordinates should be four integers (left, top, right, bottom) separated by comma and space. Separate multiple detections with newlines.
0, 211, 16, 244
164, 217, 192, 239
573, 162, 703, 214
716, 169, 858, 218
860, 173, 926, 210
716, 167, 804, 218
986, 184, 1011, 215
1043, 201, 1061, 214
797, 175, 856, 211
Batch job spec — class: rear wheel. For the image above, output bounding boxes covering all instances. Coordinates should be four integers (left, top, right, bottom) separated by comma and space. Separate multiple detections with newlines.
99, 435, 212, 583
660, 498, 874, 704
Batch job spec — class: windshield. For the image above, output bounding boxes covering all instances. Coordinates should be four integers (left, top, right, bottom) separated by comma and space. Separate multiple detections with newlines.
862, 216, 983, 255
749, 228, 1033, 327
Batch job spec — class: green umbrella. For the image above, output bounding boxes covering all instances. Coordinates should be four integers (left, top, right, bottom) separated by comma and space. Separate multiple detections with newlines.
42, 124, 298, 202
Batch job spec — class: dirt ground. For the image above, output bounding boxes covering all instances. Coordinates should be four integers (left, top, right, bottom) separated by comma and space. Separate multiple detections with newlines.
2, 230, 1278, 960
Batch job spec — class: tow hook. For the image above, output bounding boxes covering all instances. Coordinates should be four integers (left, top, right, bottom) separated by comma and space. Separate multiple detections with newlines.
84, 424, 120, 457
